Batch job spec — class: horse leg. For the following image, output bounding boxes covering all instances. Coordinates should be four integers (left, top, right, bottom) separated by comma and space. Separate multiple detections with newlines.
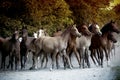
24, 55, 27, 68
7, 55, 11, 69
63, 50, 72, 69
103, 47, 109, 66
85, 48, 90, 68
74, 48, 81, 68
15, 56, 18, 70
69, 51, 74, 68
95, 49, 100, 66
56, 53, 60, 69
10, 55, 14, 70
15, 52, 20, 70
20, 55, 24, 69
113, 44, 115, 56
44, 53, 48, 68
62, 55, 66, 69
51, 51, 57, 70
29, 54, 37, 70
1, 55, 5, 69
65, 47, 73, 68
99, 48, 104, 68
41, 54, 44, 68
90, 49, 96, 65
82, 48, 85, 68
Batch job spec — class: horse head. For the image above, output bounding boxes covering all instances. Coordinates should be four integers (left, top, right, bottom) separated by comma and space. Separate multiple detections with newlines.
21, 27, 28, 39
77, 23, 92, 36
33, 29, 48, 38
12, 29, 19, 40
38, 29, 46, 37
101, 20, 120, 34
110, 20, 120, 34
70, 24, 81, 37
108, 32, 117, 43
89, 24, 102, 36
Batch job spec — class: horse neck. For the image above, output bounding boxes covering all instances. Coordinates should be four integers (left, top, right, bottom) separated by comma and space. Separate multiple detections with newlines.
10, 36, 17, 43
69, 34, 77, 43
22, 36, 28, 42
61, 31, 70, 43
101, 32, 109, 40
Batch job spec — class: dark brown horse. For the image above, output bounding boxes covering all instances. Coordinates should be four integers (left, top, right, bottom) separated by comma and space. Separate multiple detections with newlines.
0, 30, 20, 70
107, 32, 117, 59
89, 20, 120, 67
20, 26, 35, 69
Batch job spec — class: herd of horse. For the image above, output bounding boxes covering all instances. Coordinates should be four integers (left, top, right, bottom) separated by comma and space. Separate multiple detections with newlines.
0, 20, 119, 70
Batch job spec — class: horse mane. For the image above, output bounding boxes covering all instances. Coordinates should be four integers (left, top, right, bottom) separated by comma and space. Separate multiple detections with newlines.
101, 21, 114, 33
77, 23, 87, 32
88, 24, 93, 32
9, 31, 19, 42
61, 25, 72, 37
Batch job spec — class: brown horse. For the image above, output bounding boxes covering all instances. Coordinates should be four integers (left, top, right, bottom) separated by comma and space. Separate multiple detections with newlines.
89, 20, 120, 67
107, 32, 117, 59
65, 23, 92, 68
20, 26, 35, 69
64, 23, 102, 68
0, 30, 20, 70
30, 24, 81, 70
75, 23, 102, 68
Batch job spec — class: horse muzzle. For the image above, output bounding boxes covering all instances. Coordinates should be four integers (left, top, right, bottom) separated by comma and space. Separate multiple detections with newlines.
97, 32, 102, 36
77, 33, 82, 37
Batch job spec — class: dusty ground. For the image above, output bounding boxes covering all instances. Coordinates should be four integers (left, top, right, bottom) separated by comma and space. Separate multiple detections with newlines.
0, 34, 120, 80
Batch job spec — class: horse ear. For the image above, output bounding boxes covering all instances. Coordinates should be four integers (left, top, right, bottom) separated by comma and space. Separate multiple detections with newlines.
111, 20, 116, 23
110, 20, 113, 23
73, 24, 76, 27
14, 27, 19, 31
110, 20, 116, 23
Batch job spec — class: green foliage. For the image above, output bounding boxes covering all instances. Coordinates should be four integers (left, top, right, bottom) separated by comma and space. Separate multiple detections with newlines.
0, 0, 119, 37
113, 4, 120, 26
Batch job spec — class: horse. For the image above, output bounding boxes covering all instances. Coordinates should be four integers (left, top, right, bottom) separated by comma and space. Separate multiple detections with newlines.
73, 23, 102, 68
33, 28, 48, 38
52, 28, 81, 69
0, 30, 20, 70
52, 29, 63, 37
30, 24, 81, 70
89, 20, 120, 67
64, 23, 91, 68
107, 32, 117, 58
20, 26, 35, 69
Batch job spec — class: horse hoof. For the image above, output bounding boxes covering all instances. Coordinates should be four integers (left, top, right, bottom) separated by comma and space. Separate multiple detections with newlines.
68, 66, 72, 70
57, 65, 60, 69
49, 68, 53, 71
29, 67, 35, 70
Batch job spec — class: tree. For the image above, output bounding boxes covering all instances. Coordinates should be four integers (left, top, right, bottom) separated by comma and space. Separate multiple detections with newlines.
0, 0, 73, 36
65, 0, 111, 25
113, 4, 120, 26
